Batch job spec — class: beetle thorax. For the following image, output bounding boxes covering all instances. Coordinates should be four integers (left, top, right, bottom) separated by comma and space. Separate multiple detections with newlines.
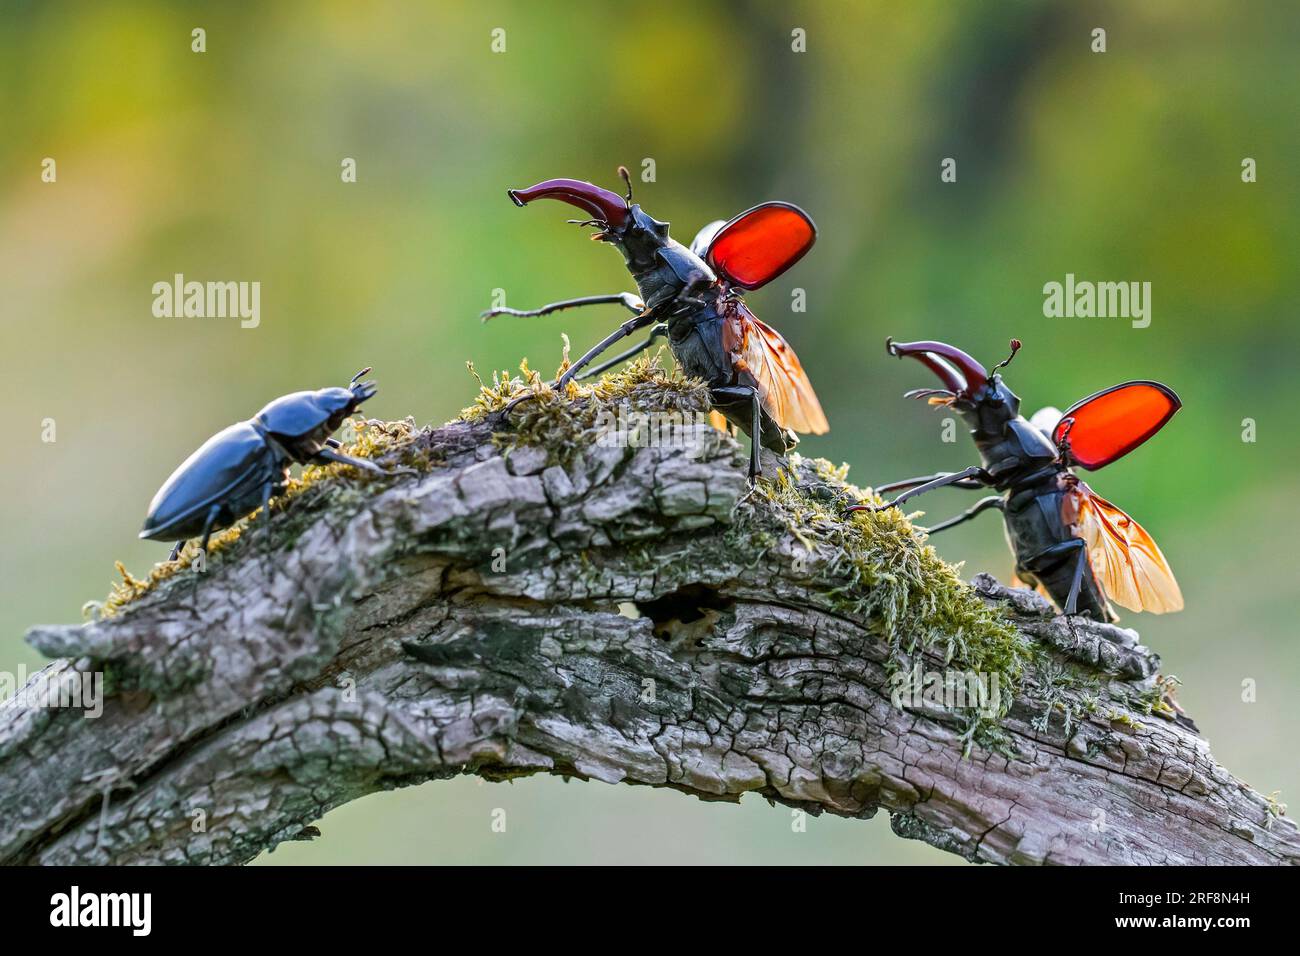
965, 412, 1061, 482
255, 387, 359, 464
955, 378, 1055, 474
969, 420, 1023, 469
611, 207, 715, 311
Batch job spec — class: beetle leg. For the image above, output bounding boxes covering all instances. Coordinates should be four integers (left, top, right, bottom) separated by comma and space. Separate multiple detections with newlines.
313, 446, 417, 477
709, 385, 764, 483
179, 503, 220, 599
197, 503, 222, 559
574, 323, 669, 381
875, 471, 986, 494
315, 446, 385, 475
1062, 540, 1089, 617
921, 495, 1005, 534
168, 541, 184, 562
258, 480, 275, 571
1019, 538, 1089, 638
847, 465, 988, 515
481, 292, 644, 322
325, 438, 341, 448
556, 314, 657, 388
1057, 543, 1089, 639
500, 313, 656, 418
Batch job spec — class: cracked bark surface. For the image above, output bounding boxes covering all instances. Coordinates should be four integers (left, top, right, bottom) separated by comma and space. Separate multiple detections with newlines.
3, 404, 1297, 866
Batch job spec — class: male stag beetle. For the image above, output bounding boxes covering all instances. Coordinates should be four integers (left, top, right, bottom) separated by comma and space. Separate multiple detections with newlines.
140, 369, 406, 561
848, 338, 1183, 622
482, 167, 829, 480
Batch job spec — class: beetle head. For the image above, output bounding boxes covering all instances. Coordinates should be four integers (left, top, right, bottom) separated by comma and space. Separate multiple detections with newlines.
261, 370, 374, 437
507, 168, 671, 270
888, 337, 1023, 439
323, 367, 378, 429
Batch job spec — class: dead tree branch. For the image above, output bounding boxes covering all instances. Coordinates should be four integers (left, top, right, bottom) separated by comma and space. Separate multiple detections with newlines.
3, 386, 1296, 866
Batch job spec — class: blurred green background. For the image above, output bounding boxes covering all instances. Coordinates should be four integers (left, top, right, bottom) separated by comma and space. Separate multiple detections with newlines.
2, 0, 1296, 864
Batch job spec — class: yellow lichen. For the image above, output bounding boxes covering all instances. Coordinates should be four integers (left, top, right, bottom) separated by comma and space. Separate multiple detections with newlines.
455, 351, 713, 467
1265, 791, 1287, 826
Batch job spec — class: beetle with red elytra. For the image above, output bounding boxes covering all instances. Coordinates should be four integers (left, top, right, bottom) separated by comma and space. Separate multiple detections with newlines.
850, 337, 1183, 622
483, 167, 829, 481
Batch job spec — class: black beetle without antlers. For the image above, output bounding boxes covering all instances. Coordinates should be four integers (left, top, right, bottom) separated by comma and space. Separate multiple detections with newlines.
140, 368, 408, 561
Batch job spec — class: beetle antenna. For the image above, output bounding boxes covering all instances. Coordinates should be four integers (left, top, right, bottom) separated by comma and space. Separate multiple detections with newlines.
618, 165, 633, 206
989, 339, 1021, 378
350, 367, 373, 386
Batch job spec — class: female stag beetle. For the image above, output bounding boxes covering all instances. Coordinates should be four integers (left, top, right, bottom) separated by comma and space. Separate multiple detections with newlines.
483, 168, 829, 480
848, 338, 1183, 622
140, 368, 405, 561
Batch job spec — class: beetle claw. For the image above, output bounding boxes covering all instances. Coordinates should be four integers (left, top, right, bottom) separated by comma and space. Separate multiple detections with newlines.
497, 386, 556, 421
496, 394, 531, 420
844, 502, 889, 517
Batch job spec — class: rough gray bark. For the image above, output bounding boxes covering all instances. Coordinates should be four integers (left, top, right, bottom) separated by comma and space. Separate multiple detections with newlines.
2, 401, 1297, 866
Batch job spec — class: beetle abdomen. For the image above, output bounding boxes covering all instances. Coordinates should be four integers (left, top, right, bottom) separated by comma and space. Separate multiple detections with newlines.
1002, 485, 1114, 622
140, 422, 279, 541
669, 315, 729, 385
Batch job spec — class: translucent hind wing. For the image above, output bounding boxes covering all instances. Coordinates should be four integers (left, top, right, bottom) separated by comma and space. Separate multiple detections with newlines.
1064, 482, 1183, 613
722, 303, 829, 435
